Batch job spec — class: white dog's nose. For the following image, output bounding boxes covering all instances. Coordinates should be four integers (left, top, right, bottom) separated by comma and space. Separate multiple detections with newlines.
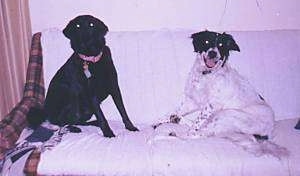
208, 50, 217, 58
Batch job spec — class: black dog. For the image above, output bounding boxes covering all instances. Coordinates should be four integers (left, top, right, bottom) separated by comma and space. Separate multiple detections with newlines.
28, 15, 138, 137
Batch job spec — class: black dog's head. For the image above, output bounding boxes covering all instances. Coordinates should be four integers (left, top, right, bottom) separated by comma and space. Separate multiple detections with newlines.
191, 30, 240, 70
63, 15, 108, 56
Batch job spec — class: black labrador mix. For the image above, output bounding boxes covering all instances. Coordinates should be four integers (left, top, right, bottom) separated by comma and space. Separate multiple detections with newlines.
29, 15, 138, 137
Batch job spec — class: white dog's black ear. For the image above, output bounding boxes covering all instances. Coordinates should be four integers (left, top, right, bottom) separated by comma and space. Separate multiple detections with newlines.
223, 32, 240, 52
190, 32, 204, 52
228, 39, 240, 52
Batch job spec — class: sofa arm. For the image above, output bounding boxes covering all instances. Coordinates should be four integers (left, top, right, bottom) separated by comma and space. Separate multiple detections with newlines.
23, 32, 45, 102
0, 32, 45, 160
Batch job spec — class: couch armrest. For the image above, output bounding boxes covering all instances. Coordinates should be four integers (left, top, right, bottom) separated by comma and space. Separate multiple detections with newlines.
23, 32, 45, 102
0, 33, 45, 159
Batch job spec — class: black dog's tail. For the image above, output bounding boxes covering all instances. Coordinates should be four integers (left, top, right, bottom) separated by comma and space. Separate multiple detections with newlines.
27, 107, 46, 129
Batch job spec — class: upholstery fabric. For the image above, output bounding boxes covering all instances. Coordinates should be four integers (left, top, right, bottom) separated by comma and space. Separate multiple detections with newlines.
0, 33, 44, 175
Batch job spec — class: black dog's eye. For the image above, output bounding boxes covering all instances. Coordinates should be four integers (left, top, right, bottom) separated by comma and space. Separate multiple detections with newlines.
205, 40, 209, 44
89, 22, 94, 27
218, 43, 223, 47
76, 24, 80, 28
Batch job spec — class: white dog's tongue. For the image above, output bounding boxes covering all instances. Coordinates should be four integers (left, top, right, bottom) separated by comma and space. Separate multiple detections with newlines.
205, 58, 216, 68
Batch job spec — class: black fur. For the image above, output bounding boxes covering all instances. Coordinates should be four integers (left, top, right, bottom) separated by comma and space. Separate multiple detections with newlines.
28, 15, 138, 137
27, 107, 46, 129
295, 120, 300, 130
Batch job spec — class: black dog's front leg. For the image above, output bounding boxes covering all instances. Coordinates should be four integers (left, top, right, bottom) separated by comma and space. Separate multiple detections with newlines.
63, 83, 84, 133
295, 120, 300, 130
91, 97, 115, 137
111, 85, 139, 132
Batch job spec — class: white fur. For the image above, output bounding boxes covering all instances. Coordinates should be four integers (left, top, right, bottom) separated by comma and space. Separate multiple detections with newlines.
157, 53, 290, 157
176, 53, 275, 137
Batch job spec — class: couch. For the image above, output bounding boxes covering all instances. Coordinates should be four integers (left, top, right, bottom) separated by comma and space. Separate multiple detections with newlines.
1, 28, 300, 176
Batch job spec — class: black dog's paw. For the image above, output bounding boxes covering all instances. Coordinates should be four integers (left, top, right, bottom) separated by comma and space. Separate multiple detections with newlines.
66, 125, 82, 133
103, 130, 116, 138
126, 125, 139, 132
125, 122, 139, 132
100, 123, 116, 137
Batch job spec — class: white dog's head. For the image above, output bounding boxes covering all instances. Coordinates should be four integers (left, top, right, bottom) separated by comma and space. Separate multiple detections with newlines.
191, 31, 240, 74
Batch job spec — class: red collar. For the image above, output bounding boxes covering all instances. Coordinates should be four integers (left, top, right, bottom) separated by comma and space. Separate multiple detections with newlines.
78, 52, 103, 63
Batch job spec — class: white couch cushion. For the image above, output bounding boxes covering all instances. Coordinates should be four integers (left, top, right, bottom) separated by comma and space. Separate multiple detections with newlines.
37, 119, 300, 175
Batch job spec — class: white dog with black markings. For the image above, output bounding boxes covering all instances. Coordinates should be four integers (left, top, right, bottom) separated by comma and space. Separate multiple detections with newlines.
153, 31, 287, 157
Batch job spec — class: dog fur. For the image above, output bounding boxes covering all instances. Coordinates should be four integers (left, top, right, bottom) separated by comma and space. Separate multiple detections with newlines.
154, 31, 288, 157
28, 15, 138, 137
177, 31, 275, 138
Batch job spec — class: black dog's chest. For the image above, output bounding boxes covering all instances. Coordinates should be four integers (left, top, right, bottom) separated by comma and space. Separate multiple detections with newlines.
79, 63, 109, 86
78, 62, 113, 100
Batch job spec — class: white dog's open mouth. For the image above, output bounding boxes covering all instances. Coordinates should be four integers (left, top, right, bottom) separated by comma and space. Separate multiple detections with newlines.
204, 57, 219, 68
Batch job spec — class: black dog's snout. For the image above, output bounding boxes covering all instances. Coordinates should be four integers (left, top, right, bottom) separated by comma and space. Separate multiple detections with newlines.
208, 50, 217, 58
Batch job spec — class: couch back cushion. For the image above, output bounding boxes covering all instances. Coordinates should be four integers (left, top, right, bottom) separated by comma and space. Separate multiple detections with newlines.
41, 29, 300, 124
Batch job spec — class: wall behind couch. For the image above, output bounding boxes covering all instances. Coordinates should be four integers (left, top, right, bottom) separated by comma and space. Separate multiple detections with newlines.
29, 0, 300, 33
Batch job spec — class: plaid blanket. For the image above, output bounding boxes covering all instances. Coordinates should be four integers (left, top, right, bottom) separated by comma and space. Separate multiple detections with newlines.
0, 32, 45, 176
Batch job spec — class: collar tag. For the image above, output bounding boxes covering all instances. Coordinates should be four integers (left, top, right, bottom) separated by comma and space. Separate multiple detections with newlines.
83, 61, 91, 78
84, 69, 92, 78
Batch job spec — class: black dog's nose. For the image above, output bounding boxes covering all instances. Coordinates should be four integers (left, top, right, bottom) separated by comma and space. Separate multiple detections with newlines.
208, 50, 217, 58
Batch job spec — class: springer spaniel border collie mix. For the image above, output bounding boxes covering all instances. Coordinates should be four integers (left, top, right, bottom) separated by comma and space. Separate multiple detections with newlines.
154, 31, 287, 157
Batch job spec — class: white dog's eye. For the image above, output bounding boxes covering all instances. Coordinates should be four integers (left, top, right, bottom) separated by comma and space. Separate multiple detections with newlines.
76, 24, 80, 28
90, 23, 94, 27
205, 40, 209, 44
219, 43, 223, 47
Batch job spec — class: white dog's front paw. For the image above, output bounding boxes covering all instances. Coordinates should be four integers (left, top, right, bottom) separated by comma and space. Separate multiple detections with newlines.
152, 114, 181, 129
170, 114, 181, 124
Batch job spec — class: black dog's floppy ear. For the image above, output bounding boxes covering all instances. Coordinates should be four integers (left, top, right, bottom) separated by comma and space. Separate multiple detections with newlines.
223, 32, 240, 52
63, 19, 75, 39
95, 18, 109, 36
